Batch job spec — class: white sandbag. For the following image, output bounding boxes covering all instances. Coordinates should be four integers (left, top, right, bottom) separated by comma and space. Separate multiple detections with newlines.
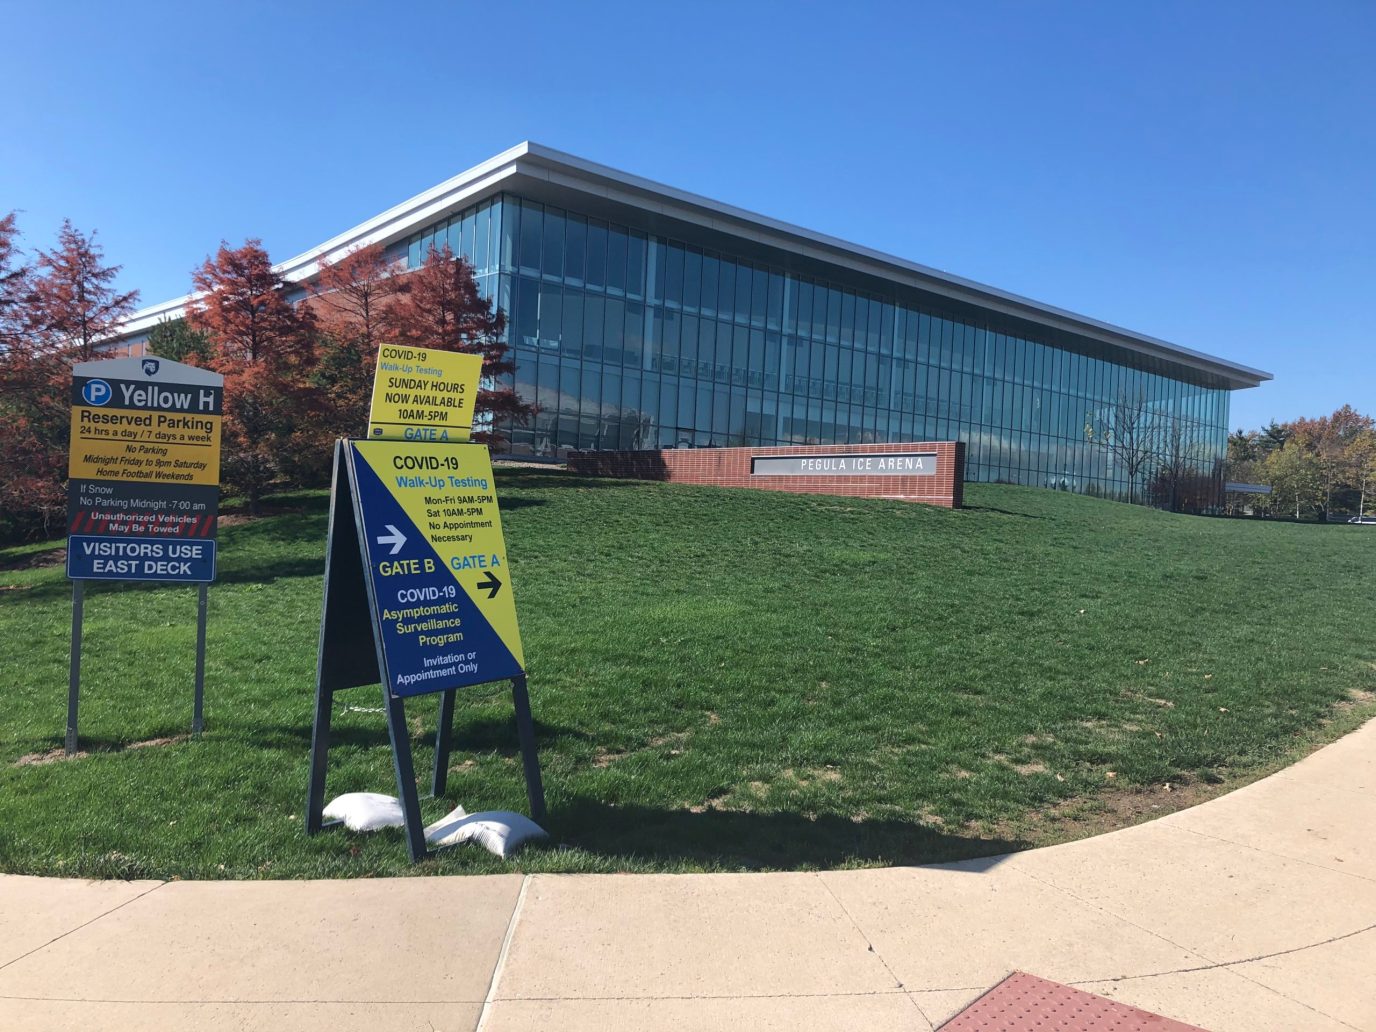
422, 804, 468, 840
424, 810, 548, 858
322, 792, 404, 832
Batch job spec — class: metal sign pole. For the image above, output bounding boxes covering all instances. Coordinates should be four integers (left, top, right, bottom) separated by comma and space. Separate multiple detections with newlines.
432, 688, 456, 797
193, 584, 208, 736
511, 675, 547, 823
385, 691, 428, 862
66, 581, 85, 756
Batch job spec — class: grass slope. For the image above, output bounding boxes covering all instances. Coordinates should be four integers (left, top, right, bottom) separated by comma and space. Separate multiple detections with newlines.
1, 474, 1373, 878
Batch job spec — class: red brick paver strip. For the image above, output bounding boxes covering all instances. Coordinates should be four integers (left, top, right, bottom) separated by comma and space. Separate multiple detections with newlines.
940, 971, 1209, 1031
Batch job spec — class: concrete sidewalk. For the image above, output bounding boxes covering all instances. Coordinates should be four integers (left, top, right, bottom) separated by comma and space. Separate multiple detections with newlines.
2, 720, 1372, 1032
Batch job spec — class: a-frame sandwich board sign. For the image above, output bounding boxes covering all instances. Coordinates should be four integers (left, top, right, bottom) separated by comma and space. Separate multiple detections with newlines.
305, 438, 546, 862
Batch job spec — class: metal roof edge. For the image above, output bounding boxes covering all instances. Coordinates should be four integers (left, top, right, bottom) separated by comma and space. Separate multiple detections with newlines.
512, 144, 1272, 389
115, 141, 1273, 389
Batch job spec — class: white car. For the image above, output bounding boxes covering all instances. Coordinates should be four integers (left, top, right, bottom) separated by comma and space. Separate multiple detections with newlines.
1349, 516, 1376, 525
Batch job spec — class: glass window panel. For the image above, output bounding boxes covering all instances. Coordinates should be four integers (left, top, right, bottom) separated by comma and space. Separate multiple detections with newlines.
729, 388, 748, 443
665, 244, 684, 308
537, 283, 562, 349
563, 214, 585, 285
650, 239, 666, 305
562, 291, 584, 355
700, 255, 719, 317
682, 249, 702, 312
494, 197, 513, 271
697, 318, 715, 379
518, 202, 542, 275
783, 276, 798, 335
624, 302, 644, 367
659, 379, 678, 434
764, 332, 780, 391
601, 369, 621, 436
583, 294, 604, 362
712, 387, 731, 437
750, 265, 768, 328
790, 280, 809, 339
559, 363, 580, 424
678, 383, 696, 441
825, 289, 842, 344
713, 322, 731, 383
604, 297, 626, 361
585, 219, 607, 290
513, 276, 539, 349
606, 227, 628, 295
717, 259, 736, 319
675, 312, 696, 372
767, 271, 784, 331
748, 328, 764, 388
541, 209, 564, 280
461, 210, 477, 264
580, 366, 602, 448
735, 262, 752, 324
474, 204, 491, 273
626, 232, 646, 298
840, 293, 856, 347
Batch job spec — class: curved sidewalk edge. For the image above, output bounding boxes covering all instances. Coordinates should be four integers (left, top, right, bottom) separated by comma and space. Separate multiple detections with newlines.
2, 718, 1372, 1032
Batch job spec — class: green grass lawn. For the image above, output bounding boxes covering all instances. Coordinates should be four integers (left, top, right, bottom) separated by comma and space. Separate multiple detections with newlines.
1, 473, 1373, 879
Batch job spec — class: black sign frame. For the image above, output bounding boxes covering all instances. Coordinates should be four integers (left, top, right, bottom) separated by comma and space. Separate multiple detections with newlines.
304, 440, 546, 863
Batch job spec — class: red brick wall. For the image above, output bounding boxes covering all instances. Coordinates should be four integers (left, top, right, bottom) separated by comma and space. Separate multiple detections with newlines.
568, 442, 964, 508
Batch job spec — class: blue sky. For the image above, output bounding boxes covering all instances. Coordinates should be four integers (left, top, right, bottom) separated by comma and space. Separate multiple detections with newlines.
3, 0, 1371, 430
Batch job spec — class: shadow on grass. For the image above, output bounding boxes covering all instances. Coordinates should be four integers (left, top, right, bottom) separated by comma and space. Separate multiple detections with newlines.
496, 471, 649, 492
960, 505, 1047, 520
0, 545, 66, 573
10, 555, 328, 604
214, 558, 324, 586
497, 497, 546, 511
13, 728, 191, 762
255, 714, 589, 754
547, 797, 1028, 871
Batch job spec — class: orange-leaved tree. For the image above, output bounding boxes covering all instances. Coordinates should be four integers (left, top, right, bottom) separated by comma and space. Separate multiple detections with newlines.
0, 215, 139, 539
186, 240, 323, 514
381, 244, 531, 444
28, 220, 139, 362
310, 242, 397, 437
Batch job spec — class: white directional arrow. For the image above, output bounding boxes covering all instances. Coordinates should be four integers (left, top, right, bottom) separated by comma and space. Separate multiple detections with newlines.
376, 524, 407, 555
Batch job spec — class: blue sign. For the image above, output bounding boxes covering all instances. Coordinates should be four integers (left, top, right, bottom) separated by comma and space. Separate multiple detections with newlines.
66, 536, 216, 583
349, 442, 523, 697
81, 379, 112, 406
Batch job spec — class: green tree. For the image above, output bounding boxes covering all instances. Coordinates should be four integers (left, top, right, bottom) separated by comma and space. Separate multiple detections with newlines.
1264, 446, 1323, 520
1258, 420, 1291, 455
1349, 428, 1376, 521
146, 317, 212, 363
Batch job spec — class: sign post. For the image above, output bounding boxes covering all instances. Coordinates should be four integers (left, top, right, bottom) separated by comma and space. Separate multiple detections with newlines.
307, 347, 544, 862
65, 356, 224, 752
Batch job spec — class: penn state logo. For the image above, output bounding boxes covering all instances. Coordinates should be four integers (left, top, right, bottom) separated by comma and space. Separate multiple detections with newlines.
141, 358, 160, 377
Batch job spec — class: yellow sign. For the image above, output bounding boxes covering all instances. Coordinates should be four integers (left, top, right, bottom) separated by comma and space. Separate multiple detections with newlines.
68, 358, 223, 485
350, 440, 523, 688
367, 344, 482, 443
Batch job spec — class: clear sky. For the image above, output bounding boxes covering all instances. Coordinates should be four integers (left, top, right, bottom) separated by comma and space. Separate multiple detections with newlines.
3, 0, 1372, 430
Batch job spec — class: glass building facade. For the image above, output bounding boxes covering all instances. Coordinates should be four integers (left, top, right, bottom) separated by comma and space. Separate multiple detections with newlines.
403, 193, 1231, 501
